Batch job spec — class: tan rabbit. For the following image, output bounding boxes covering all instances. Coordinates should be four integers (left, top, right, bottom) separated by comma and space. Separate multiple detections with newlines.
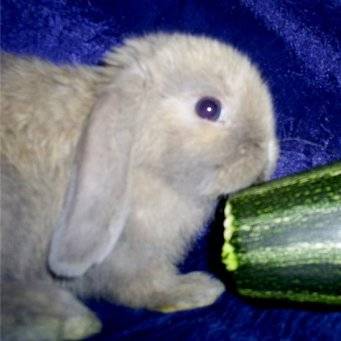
1, 33, 278, 340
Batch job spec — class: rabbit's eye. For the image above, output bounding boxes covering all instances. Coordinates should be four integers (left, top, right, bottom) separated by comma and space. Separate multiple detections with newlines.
195, 97, 221, 121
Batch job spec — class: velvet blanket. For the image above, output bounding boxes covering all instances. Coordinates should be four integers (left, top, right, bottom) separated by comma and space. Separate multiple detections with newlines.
2, 0, 340, 339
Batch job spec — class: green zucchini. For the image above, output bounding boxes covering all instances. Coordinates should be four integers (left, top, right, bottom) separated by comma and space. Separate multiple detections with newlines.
222, 162, 341, 305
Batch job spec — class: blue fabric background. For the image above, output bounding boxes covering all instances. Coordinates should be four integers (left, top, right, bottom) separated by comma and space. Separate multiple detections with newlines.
2, 0, 340, 340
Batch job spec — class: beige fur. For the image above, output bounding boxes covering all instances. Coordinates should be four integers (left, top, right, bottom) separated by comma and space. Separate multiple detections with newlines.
1, 33, 278, 340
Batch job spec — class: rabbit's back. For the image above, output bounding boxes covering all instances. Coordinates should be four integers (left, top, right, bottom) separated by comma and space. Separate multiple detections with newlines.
0, 54, 104, 280
1, 54, 102, 180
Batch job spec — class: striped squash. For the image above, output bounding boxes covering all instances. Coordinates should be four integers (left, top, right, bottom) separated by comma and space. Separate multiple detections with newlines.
222, 162, 341, 305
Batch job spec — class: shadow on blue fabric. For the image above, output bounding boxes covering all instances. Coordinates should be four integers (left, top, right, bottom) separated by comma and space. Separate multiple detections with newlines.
2, 0, 340, 340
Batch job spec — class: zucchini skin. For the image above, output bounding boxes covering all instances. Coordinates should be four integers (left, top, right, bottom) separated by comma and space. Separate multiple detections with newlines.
222, 162, 341, 305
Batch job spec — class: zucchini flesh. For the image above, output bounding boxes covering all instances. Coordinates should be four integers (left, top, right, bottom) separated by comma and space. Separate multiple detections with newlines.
222, 162, 341, 305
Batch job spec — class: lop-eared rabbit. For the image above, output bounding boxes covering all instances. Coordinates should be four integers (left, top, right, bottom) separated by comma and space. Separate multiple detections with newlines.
1, 33, 278, 340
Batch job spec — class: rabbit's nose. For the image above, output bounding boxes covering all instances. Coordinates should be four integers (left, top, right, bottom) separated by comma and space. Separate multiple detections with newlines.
256, 152, 276, 184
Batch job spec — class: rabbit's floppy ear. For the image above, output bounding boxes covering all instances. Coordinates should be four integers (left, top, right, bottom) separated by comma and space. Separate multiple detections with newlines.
49, 89, 133, 278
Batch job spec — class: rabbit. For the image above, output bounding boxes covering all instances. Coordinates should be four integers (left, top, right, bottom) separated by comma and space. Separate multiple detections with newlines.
1, 32, 279, 340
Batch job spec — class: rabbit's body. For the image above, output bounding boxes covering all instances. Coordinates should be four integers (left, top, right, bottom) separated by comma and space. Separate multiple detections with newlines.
1, 54, 215, 297
1, 33, 278, 340
1, 55, 101, 280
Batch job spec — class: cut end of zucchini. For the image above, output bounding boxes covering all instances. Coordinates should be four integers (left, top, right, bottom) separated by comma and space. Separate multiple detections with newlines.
222, 202, 239, 271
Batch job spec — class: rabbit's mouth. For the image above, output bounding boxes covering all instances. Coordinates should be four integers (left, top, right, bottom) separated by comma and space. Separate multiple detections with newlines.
214, 151, 268, 196
254, 170, 269, 185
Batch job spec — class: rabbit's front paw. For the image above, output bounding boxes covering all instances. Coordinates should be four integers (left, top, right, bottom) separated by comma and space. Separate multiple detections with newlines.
152, 272, 225, 313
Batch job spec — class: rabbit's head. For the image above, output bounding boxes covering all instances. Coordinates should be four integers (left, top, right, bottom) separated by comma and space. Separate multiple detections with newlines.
112, 34, 278, 196
49, 33, 278, 277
